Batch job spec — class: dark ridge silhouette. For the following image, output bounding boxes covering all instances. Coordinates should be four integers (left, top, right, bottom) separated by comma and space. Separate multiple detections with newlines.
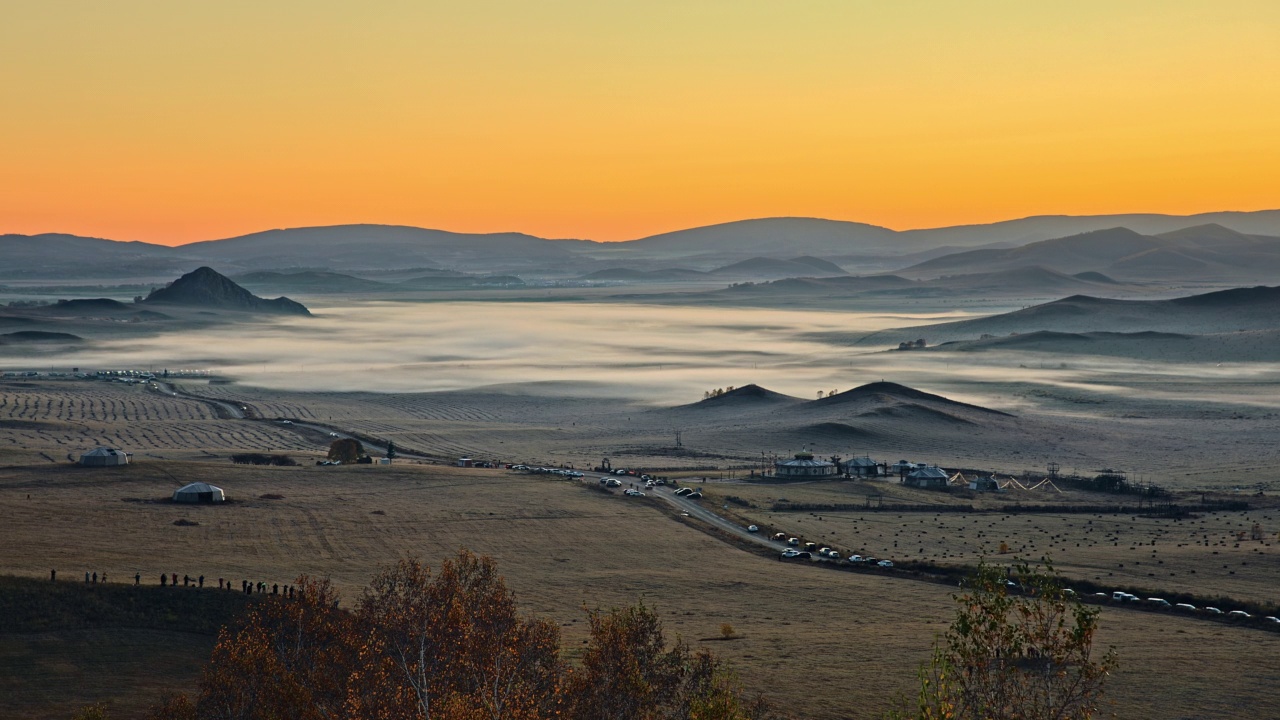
687, 384, 803, 408
787, 256, 847, 274
805, 381, 1013, 417
711, 256, 847, 278
50, 298, 130, 312
143, 267, 310, 315
799, 421, 878, 439
234, 271, 390, 293
579, 268, 710, 281
855, 403, 977, 425
1071, 271, 1117, 283
0, 330, 83, 343
1168, 284, 1280, 308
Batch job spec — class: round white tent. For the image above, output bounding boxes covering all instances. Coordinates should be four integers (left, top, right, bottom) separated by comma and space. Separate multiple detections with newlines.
79, 447, 129, 467
173, 482, 226, 503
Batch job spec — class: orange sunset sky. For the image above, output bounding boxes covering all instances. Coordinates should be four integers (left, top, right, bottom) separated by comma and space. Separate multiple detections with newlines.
1, 2, 1278, 245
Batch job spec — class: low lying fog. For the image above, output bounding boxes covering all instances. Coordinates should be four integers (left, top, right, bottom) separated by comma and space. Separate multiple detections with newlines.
7, 301, 1280, 409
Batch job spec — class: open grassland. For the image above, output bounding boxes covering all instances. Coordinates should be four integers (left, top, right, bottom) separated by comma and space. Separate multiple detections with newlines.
2, 461, 1279, 719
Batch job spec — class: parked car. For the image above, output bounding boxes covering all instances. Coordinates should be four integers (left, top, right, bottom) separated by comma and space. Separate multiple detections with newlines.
687, 492, 703, 499
1228, 610, 1252, 619
793, 551, 812, 559
747, 525, 759, 533
818, 547, 832, 556
1146, 598, 1171, 608
787, 537, 800, 546
674, 487, 694, 496
847, 554, 864, 563
773, 532, 787, 541
1204, 607, 1223, 615
1264, 616, 1280, 623
877, 560, 894, 568
781, 549, 801, 558
825, 549, 841, 558
1174, 603, 1197, 612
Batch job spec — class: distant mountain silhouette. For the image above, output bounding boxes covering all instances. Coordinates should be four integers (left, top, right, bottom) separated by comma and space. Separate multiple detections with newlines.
234, 271, 391, 293
804, 381, 1012, 416
0, 330, 83, 343
902, 224, 1280, 281
858, 285, 1280, 344
679, 384, 803, 409
143, 267, 310, 315
580, 268, 711, 281
710, 256, 848, 278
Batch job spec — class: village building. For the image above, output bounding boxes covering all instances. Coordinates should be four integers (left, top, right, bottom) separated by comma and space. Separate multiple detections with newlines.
773, 451, 839, 479
173, 482, 226, 503
904, 465, 949, 490
969, 476, 1001, 492
79, 447, 129, 467
842, 455, 882, 478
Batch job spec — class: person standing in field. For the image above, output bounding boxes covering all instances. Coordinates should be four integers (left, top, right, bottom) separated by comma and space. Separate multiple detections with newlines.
134, 573, 140, 586
199, 575, 204, 588
160, 573, 167, 587
50, 569, 56, 582
92, 571, 97, 583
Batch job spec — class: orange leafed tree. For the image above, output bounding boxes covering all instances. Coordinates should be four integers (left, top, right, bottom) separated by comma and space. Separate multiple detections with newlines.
347, 551, 564, 720
148, 550, 776, 720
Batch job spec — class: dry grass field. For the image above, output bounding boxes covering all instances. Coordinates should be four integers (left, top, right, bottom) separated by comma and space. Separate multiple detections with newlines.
0, 380, 313, 462
2, 459, 1280, 719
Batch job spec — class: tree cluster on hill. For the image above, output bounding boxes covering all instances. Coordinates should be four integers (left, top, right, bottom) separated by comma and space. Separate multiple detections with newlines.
131, 551, 777, 720
703, 386, 737, 399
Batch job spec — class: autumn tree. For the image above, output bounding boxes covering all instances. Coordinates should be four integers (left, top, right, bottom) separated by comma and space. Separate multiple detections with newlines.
348, 551, 564, 720
328, 438, 365, 463
565, 603, 774, 720
198, 577, 359, 720
895, 560, 1117, 720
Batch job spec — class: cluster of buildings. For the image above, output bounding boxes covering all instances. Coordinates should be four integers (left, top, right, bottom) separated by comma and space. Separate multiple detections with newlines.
768, 451, 1003, 491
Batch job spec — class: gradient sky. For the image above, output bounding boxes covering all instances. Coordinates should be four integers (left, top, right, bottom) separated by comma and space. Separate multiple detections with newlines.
2, 1, 1278, 245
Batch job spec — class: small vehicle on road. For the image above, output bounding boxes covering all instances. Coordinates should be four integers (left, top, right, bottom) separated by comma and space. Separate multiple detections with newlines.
787, 537, 799, 546
1228, 610, 1251, 619
1174, 603, 1197, 612
1204, 607, 1223, 615
877, 560, 894, 568
773, 532, 787, 541
747, 525, 759, 533
847, 554, 864, 563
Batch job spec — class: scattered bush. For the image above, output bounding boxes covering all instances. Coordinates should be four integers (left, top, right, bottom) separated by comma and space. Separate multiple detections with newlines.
173, 519, 200, 527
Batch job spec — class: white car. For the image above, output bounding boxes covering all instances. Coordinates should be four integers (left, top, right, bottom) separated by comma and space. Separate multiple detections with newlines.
847, 554, 864, 563
1175, 603, 1197, 612
1264, 616, 1280, 623
747, 525, 759, 533
877, 560, 894, 568
1204, 607, 1223, 615
1228, 610, 1251, 619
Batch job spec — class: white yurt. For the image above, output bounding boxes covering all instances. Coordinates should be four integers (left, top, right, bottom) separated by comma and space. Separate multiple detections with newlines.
173, 482, 226, 503
79, 447, 129, 467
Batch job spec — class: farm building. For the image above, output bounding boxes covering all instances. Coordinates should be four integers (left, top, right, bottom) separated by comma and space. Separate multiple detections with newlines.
79, 447, 129, 467
173, 482, 226, 503
969, 476, 1001, 492
904, 465, 949, 490
773, 451, 839, 479
842, 455, 882, 477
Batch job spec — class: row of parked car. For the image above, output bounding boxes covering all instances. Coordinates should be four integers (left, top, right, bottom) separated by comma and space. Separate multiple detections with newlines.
512, 465, 585, 478
769, 532, 894, 566
1092, 591, 1278, 621
672, 487, 703, 499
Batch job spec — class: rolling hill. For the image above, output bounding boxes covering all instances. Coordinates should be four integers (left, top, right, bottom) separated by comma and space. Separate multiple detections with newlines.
852, 285, 1280, 346
901, 224, 1280, 281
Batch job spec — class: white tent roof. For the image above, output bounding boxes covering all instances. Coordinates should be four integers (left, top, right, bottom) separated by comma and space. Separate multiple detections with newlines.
175, 482, 223, 494
82, 447, 126, 457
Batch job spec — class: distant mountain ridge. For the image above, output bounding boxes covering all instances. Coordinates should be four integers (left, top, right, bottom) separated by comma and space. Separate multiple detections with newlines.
5, 210, 1280, 279
854, 284, 1280, 345
902, 224, 1280, 281
143, 267, 310, 315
